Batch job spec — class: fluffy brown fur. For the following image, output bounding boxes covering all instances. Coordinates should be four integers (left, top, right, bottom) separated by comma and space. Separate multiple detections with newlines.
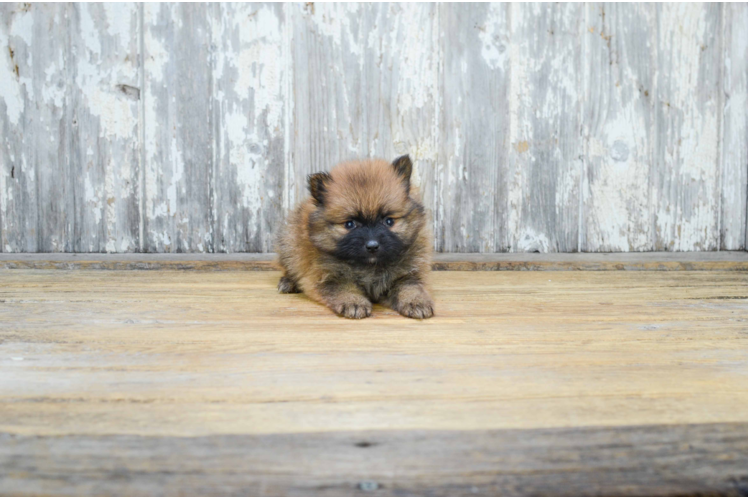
275, 155, 434, 319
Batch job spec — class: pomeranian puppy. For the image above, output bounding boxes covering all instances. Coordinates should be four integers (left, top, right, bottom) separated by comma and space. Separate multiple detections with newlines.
275, 155, 434, 319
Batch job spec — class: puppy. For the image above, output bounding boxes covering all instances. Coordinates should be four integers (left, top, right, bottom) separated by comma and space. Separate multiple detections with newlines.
275, 155, 434, 319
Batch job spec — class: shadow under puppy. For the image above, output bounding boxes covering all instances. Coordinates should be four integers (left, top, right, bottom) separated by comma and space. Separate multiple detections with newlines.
275, 155, 434, 319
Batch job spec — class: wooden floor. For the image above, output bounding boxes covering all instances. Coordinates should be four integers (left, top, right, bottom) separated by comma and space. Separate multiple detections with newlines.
2, 267, 748, 495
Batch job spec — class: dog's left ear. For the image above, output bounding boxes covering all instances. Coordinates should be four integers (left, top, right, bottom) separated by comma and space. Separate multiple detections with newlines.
392, 155, 412, 194
308, 172, 332, 206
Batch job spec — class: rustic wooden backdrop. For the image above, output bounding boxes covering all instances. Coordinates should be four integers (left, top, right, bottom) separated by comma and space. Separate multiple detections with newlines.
1, 3, 746, 253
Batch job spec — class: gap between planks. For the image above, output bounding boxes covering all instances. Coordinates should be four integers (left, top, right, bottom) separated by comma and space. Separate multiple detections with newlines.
0, 252, 747, 271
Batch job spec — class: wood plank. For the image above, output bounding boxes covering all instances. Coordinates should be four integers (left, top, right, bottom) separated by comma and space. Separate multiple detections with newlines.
1, 252, 748, 271
362, 3, 439, 236
437, 4, 508, 252
1, 269, 747, 494
69, 3, 141, 252
720, 3, 748, 250
2, 4, 746, 255
2, 424, 747, 496
288, 3, 439, 222
430, 251, 748, 271
212, 3, 287, 253
581, 4, 656, 252
1, 270, 747, 437
142, 4, 213, 252
0, 3, 71, 252
289, 3, 366, 205
505, 3, 584, 252
653, 4, 722, 251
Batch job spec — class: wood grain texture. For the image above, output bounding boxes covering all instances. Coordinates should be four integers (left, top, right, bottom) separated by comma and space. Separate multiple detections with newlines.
505, 3, 584, 252
289, 3, 439, 209
437, 4, 507, 252
1, 270, 748, 436
0, 3, 70, 252
212, 3, 287, 253
1, 3, 747, 253
142, 3, 213, 252
720, 3, 748, 250
582, 4, 656, 252
2, 424, 748, 496
362, 3, 439, 225
289, 3, 365, 205
653, 3, 722, 251
3, 252, 748, 271
70, 4, 141, 252
1, 269, 748, 495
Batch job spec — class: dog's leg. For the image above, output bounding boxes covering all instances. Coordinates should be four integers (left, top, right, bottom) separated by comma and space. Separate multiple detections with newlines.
278, 275, 301, 293
313, 281, 372, 319
385, 277, 434, 319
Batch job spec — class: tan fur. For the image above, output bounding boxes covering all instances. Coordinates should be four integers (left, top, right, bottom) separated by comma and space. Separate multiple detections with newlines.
275, 158, 434, 319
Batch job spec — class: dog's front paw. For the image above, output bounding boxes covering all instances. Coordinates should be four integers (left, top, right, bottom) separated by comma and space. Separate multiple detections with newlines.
332, 297, 373, 319
395, 289, 434, 319
278, 276, 300, 293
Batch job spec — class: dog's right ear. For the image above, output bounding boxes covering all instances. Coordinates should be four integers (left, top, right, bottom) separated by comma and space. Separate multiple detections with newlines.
308, 172, 332, 206
392, 155, 413, 194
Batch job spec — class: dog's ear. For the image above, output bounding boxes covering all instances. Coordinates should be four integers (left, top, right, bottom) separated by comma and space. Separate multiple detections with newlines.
308, 172, 332, 206
392, 155, 413, 194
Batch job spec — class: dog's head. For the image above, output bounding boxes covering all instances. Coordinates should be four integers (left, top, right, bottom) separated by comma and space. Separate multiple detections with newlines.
306, 155, 425, 267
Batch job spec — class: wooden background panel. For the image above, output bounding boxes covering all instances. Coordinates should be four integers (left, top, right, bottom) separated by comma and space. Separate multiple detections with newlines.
1, 2, 746, 254
289, 3, 439, 230
581, 3, 656, 252
720, 3, 748, 250
142, 3, 214, 253
361, 3, 439, 234
69, 3, 141, 252
212, 3, 287, 253
0, 4, 71, 252
437, 3, 508, 253
505, 3, 584, 252
289, 3, 366, 206
653, 3, 722, 251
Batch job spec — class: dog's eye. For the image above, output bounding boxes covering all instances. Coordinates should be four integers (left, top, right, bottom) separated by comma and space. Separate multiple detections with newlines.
344, 221, 355, 229
384, 217, 395, 227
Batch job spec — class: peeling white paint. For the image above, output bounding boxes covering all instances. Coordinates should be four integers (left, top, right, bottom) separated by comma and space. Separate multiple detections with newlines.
84, 175, 103, 226
78, 5, 102, 56
0, 155, 6, 234
143, 4, 169, 244
395, 4, 435, 114
102, 3, 132, 49
506, 5, 530, 246
9, 8, 33, 47
1, 3, 746, 253
143, 6, 169, 84
479, 3, 507, 70
654, 3, 722, 251
0, 18, 24, 125
516, 229, 551, 253
720, 3, 748, 249
41, 64, 64, 108
225, 109, 262, 209
167, 136, 185, 216
586, 100, 652, 251
104, 155, 117, 253
309, 3, 363, 60
76, 5, 138, 139
230, 6, 284, 131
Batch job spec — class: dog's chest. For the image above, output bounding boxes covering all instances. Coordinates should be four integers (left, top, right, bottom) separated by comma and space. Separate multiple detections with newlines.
354, 269, 396, 302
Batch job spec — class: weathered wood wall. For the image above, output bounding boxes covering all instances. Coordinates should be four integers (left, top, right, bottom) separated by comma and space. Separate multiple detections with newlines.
1, 3, 746, 253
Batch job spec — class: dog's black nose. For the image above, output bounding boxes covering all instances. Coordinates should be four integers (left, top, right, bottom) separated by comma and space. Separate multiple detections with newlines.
365, 240, 380, 253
